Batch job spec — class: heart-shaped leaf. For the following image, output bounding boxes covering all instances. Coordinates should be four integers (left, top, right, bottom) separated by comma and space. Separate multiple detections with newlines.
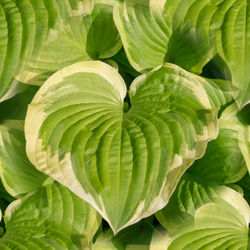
25, 61, 232, 233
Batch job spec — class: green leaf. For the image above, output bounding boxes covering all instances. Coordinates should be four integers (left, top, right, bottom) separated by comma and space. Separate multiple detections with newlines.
237, 174, 250, 205
0, 120, 47, 197
0, 182, 101, 249
113, 0, 171, 72
25, 61, 232, 233
17, 0, 121, 85
154, 175, 250, 250
0, 0, 22, 99
187, 103, 249, 184
0, 84, 39, 122
114, 0, 250, 106
0, 0, 121, 98
93, 217, 154, 250
164, 0, 250, 106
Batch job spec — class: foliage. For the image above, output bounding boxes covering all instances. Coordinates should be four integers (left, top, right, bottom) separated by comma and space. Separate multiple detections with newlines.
0, 0, 249, 249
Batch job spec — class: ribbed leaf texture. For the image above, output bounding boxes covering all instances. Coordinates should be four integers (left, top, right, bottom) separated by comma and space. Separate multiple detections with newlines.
25, 60, 232, 232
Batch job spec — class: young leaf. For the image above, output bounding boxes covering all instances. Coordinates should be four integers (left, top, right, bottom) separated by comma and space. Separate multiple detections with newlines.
0, 182, 101, 249
25, 61, 232, 233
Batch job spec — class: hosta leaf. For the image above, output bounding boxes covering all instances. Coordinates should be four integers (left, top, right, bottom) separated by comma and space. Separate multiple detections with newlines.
113, 0, 216, 73
188, 103, 249, 184
155, 175, 250, 250
0, 0, 22, 100
0, 0, 88, 99
168, 0, 250, 106
0, 0, 121, 99
156, 174, 249, 229
0, 120, 47, 197
17, 0, 121, 85
113, 0, 171, 72
25, 61, 232, 233
0, 182, 101, 249
115, 0, 250, 106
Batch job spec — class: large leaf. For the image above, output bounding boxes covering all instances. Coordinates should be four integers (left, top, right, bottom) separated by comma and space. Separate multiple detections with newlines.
0, 120, 48, 197
187, 103, 249, 184
25, 61, 232, 233
0, 182, 101, 249
114, 0, 250, 106
154, 175, 250, 250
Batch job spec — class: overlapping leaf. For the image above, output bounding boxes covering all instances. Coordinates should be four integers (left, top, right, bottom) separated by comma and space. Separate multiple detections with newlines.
114, 0, 250, 106
0, 120, 47, 197
188, 103, 249, 184
113, 0, 170, 72
154, 174, 250, 250
0, 84, 38, 122
0, 182, 101, 249
25, 60, 232, 232
93, 217, 154, 249
0, 0, 121, 100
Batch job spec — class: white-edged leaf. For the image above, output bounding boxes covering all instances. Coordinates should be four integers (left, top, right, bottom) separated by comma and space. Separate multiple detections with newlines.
188, 103, 249, 183
25, 61, 232, 233
113, 0, 171, 72
114, 0, 250, 106
154, 175, 250, 250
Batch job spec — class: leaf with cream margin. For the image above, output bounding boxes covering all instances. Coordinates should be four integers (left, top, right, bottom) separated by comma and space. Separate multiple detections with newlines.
0, 0, 121, 99
187, 103, 249, 184
0, 0, 95, 100
25, 60, 232, 233
17, 0, 121, 86
115, 0, 250, 106
153, 176, 250, 250
0, 120, 47, 197
173, 0, 250, 106
113, 0, 171, 72
113, 0, 216, 73
0, 182, 101, 249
